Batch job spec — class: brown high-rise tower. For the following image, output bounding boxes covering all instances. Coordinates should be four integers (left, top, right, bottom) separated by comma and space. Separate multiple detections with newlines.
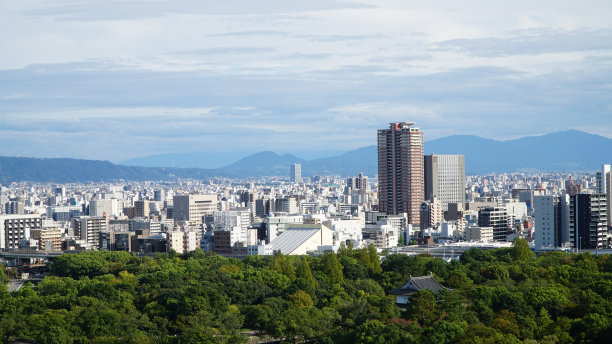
377, 122, 424, 224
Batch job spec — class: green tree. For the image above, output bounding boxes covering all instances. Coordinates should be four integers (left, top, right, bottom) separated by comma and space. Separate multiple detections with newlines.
510, 238, 533, 261
321, 252, 344, 284
271, 251, 296, 280
296, 257, 316, 288
338, 242, 349, 258
288, 290, 314, 307
407, 290, 440, 327
422, 320, 466, 344
367, 244, 382, 273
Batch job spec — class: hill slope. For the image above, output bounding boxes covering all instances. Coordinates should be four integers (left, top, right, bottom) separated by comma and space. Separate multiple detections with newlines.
425, 130, 612, 173
1, 130, 610, 182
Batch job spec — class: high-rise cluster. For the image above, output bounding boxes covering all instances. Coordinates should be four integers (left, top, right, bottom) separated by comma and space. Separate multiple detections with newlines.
377, 122, 466, 228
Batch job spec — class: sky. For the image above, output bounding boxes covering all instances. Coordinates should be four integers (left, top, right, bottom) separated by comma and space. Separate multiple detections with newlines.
1, 0, 611, 163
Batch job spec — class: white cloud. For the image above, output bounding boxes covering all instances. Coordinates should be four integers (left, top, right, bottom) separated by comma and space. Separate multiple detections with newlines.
0, 0, 611, 161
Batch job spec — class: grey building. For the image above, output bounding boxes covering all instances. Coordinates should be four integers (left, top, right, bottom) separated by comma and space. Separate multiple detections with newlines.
424, 154, 465, 212
290, 163, 302, 183
596, 164, 612, 228
5, 201, 24, 215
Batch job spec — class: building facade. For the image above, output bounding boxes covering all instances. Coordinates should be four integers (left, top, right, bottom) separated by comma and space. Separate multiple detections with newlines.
0, 214, 43, 249
424, 154, 465, 212
72, 216, 108, 248
478, 207, 510, 242
534, 195, 570, 249
173, 194, 218, 224
569, 194, 608, 249
290, 163, 302, 183
377, 122, 424, 225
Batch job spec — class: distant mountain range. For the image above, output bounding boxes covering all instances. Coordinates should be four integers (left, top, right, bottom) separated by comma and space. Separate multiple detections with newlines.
0, 130, 609, 183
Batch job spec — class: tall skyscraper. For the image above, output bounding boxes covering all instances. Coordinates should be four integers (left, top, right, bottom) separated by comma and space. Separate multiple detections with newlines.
377, 122, 424, 224
290, 163, 302, 183
424, 154, 465, 212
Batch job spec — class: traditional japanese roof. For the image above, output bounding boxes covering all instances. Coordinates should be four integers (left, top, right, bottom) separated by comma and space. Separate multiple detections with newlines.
388, 272, 450, 296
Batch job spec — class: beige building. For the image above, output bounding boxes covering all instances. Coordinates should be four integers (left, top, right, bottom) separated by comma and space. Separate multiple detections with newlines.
30, 228, 62, 251
169, 230, 200, 254
465, 226, 494, 242
173, 194, 218, 224
420, 196, 443, 230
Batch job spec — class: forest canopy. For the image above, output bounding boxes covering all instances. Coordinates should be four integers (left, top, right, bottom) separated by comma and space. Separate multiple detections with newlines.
1, 240, 610, 344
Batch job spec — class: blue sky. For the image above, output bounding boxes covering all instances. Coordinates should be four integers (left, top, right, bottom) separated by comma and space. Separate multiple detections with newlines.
1, 0, 611, 162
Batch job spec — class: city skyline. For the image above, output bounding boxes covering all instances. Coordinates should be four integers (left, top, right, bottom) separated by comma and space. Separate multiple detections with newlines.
1, 1, 611, 161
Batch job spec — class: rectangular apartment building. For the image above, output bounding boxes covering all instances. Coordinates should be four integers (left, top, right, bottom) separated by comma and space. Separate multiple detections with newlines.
173, 194, 218, 224
0, 214, 43, 249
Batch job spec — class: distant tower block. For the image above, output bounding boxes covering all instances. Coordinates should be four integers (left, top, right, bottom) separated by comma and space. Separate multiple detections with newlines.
424, 154, 465, 212
290, 163, 302, 183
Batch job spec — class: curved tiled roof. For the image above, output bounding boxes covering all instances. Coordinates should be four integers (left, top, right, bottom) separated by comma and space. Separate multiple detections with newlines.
389, 273, 450, 296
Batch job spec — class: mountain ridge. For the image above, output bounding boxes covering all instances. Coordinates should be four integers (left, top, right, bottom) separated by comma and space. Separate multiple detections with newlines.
1, 130, 610, 183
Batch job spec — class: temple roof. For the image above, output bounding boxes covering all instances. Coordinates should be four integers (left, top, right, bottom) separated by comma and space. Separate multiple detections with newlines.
388, 272, 449, 296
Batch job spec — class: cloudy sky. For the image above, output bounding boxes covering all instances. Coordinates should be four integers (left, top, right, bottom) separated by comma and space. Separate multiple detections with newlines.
1, 0, 611, 163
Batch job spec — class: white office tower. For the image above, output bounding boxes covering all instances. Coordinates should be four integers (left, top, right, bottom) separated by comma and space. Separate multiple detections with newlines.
90, 199, 122, 217
424, 155, 466, 212
290, 163, 302, 183
213, 208, 252, 246
534, 195, 570, 249
596, 164, 612, 226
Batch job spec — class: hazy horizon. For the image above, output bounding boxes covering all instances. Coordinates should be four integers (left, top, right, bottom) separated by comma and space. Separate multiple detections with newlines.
1, 1, 611, 161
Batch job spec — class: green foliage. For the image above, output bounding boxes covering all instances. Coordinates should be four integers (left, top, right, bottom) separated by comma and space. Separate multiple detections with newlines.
296, 257, 316, 289
511, 238, 534, 261
0, 247, 608, 343
407, 290, 440, 327
321, 252, 344, 284
270, 251, 295, 280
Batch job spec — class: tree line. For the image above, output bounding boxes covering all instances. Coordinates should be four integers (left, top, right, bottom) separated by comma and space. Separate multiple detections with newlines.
0, 239, 610, 343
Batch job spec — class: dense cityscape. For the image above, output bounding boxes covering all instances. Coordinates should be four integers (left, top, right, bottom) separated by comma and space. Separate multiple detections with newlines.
2, 0, 612, 342
1, 122, 610, 261
0, 122, 610, 343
